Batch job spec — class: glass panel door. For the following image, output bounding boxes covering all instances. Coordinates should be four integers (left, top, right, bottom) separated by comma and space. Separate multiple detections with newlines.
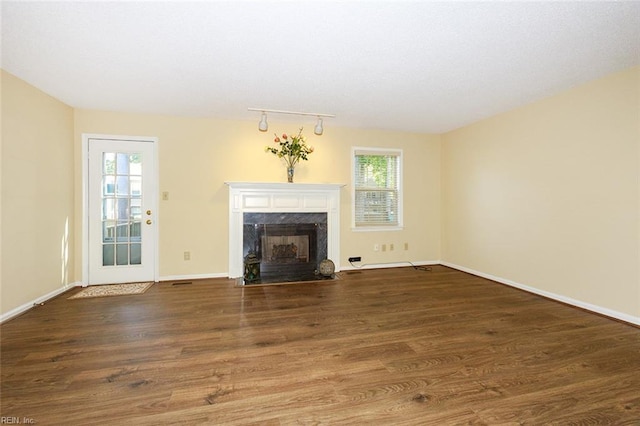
88, 138, 156, 285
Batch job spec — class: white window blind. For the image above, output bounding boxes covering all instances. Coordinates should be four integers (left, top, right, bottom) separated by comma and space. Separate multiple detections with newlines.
353, 148, 402, 228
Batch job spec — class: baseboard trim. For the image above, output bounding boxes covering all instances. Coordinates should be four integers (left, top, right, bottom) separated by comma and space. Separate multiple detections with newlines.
441, 262, 640, 327
0, 282, 81, 323
340, 260, 439, 272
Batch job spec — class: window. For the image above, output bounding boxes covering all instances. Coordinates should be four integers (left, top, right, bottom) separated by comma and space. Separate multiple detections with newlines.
352, 147, 402, 230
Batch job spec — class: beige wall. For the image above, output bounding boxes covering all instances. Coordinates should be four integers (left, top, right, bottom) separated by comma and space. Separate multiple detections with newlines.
442, 66, 640, 318
1, 70, 75, 316
73, 111, 441, 281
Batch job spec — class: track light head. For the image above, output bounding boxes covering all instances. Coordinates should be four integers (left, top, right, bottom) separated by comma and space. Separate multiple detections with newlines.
258, 112, 268, 132
314, 117, 324, 136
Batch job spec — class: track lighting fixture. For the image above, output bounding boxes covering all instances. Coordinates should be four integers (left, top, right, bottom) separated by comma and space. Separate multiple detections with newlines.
248, 108, 335, 135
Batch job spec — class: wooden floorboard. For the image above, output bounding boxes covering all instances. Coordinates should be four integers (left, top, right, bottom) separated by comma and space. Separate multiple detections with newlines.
1, 265, 639, 425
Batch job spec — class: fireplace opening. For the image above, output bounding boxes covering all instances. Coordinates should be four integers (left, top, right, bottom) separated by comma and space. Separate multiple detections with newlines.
243, 213, 328, 284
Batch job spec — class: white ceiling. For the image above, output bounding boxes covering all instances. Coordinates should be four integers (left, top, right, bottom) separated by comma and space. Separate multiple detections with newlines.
2, 1, 639, 134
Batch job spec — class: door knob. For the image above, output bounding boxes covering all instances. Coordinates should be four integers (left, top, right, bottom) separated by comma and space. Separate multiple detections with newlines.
146, 219, 152, 225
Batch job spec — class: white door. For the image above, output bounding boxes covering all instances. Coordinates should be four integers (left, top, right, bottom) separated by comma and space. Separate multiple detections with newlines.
87, 137, 157, 285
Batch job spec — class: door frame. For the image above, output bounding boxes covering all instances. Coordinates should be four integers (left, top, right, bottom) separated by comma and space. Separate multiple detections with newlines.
82, 134, 160, 286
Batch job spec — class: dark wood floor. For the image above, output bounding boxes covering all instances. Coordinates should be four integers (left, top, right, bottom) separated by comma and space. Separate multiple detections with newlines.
2, 265, 639, 425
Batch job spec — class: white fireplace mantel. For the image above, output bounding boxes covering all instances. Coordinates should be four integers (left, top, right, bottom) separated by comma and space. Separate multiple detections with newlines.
225, 182, 345, 279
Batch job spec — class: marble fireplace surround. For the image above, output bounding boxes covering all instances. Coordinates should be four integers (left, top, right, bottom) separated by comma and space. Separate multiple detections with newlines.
225, 182, 344, 281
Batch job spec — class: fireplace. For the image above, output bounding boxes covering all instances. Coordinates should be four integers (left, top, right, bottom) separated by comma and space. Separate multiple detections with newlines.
243, 213, 327, 283
226, 182, 344, 284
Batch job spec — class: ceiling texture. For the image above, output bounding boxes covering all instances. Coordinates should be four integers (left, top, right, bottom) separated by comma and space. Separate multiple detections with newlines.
2, 1, 639, 134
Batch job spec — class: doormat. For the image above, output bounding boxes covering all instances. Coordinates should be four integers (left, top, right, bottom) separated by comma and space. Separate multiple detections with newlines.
68, 282, 154, 299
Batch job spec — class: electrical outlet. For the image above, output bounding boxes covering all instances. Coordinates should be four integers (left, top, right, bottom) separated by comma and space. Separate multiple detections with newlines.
184, 251, 191, 261
162, 191, 169, 201
374, 244, 380, 252
390, 243, 394, 251
381, 244, 387, 252
348, 256, 361, 263
404, 242, 409, 251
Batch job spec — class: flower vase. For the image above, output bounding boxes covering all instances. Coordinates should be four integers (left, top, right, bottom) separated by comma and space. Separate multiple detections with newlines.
287, 167, 295, 183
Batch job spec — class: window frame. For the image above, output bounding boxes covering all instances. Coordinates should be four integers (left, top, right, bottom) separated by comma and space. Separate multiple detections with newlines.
351, 146, 403, 232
